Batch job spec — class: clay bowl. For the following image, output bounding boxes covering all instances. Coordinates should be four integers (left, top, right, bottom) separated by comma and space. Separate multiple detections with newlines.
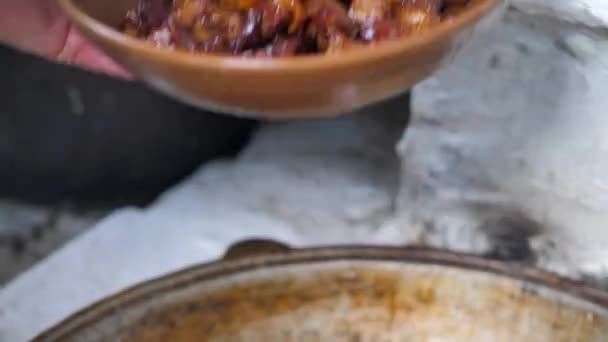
36, 240, 608, 341
59, 0, 504, 120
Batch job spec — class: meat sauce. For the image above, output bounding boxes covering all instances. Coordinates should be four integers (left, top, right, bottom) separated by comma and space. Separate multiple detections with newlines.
121, 0, 470, 57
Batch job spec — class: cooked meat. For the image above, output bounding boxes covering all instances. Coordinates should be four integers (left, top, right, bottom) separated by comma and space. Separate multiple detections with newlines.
120, 0, 470, 57
349, 0, 392, 23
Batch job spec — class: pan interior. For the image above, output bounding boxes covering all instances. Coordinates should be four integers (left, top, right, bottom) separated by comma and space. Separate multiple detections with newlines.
48, 261, 608, 341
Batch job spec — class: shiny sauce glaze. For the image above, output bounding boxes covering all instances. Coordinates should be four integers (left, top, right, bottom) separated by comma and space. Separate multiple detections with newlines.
121, 0, 470, 57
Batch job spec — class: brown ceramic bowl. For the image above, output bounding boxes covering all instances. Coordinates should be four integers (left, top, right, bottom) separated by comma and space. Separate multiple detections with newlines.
35, 240, 608, 341
59, 0, 504, 120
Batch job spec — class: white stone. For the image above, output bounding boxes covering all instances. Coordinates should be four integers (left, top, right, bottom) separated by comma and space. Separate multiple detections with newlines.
512, 0, 608, 27
396, 8, 608, 277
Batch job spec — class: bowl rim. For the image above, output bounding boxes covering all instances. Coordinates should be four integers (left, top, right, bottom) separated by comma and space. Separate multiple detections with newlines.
59, 0, 503, 72
33, 244, 608, 341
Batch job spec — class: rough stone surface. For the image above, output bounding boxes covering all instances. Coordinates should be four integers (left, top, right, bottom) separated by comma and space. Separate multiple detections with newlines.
395, 7, 608, 278
0, 202, 105, 285
512, 0, 608, 27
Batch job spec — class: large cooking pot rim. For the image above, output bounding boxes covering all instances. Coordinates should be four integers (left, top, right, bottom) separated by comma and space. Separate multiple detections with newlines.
34, 241, 608, 341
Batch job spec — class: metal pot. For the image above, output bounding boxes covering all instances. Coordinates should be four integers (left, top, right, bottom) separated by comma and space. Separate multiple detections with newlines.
35, 240, 608, 341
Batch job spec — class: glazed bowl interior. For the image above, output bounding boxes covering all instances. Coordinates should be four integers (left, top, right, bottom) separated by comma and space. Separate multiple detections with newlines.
36, 247, 608, 341
59, 0, 504, 119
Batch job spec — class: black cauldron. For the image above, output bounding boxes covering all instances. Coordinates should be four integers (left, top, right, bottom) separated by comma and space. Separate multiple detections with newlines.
0, 45, 256, 207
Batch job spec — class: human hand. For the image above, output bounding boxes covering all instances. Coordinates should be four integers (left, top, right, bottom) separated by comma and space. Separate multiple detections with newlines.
0, 0, 132, 78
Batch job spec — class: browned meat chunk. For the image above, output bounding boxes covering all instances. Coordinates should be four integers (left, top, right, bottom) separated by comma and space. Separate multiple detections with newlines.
120, 0, 471, 57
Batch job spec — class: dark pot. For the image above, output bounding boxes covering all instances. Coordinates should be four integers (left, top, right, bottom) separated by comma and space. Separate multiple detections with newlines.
0, 45, 256, 207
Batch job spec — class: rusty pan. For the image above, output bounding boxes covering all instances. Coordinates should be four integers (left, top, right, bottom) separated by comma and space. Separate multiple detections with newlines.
35, 240, 608, 341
